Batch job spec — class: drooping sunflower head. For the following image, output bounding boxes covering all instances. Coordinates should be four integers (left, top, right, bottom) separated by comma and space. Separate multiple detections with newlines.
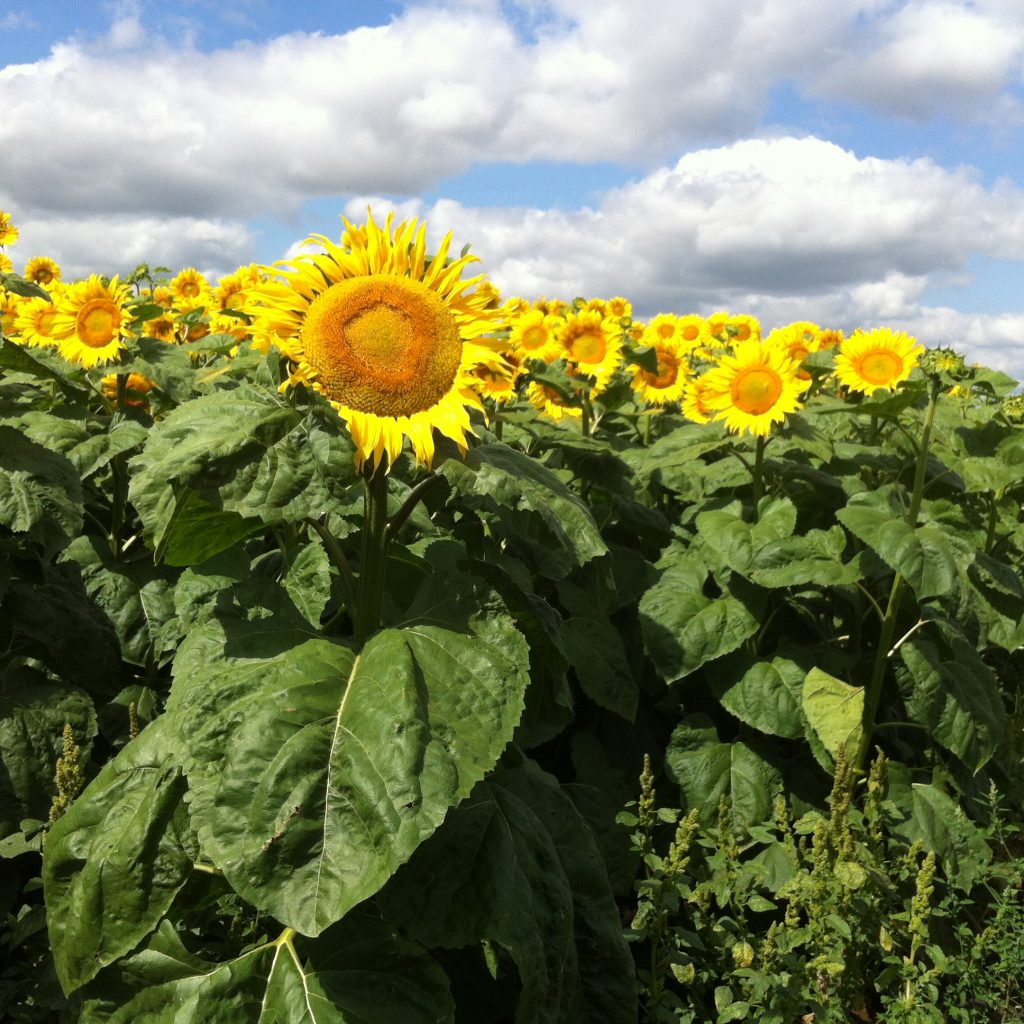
244, 211, 504, 471
834, 328, 923, 395
527, 380, 582, 423
24, 256, 62, 287
52, 275, 132, 368
701, 339, 809, 437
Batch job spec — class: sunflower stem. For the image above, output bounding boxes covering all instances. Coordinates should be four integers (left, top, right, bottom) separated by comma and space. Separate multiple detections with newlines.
355, 463, 391, 648
855, 379, 940, 772
751, 435, 766, 512
308, 516, 358, 627
581, 392, 592, 436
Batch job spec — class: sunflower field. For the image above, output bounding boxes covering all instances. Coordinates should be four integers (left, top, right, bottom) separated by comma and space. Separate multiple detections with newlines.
1, 210, 1023, 1023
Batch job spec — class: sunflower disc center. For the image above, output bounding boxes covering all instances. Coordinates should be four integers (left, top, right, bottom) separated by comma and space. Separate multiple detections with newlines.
302, 275, 462, 418
78, 299, 119, 347
569, 330, 606, 364
858, 350, 903, 385
732, 367, 783, 415
643, 351, 680, 389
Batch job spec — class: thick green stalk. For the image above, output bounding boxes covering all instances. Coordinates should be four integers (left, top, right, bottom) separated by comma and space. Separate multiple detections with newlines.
855, 380, 940, 772
751, 434, 766, 510
354, 464, 390, 648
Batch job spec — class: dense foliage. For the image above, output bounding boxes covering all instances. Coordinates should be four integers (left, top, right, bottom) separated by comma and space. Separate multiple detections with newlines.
1, 220, 1023, 1023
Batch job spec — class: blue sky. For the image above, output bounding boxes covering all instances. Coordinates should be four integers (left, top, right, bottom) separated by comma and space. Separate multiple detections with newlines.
2, 0, 1024, 377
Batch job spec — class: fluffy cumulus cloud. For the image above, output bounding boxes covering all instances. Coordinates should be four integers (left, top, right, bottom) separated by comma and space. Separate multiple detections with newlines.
339, 136, 1024, 371
3, 0, 1024, 373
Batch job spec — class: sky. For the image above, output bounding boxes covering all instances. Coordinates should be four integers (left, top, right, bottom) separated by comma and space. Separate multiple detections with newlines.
2, 0, 1024, 378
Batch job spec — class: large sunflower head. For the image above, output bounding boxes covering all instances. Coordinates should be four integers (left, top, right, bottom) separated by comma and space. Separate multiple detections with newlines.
244, 211, 504, 472
13, 295, 60, 348
52, 275, 132, 368
834, 328, 923, 394
701, 339, 808, 437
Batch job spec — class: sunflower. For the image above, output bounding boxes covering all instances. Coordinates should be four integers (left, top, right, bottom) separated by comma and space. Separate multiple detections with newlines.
707, 311, 730, 340
646, 314, 682, 347
680, 375, 717, 425
556, 310, 623, 394
508, 308, 561, 363
0, 252, 12, 274
631, 338, 689, 406
768, 321, 822, 379
52, 275, 132, 368
169, 267, 212, 305
527, 381, 582, 422
469, 350, 521, 405
244, 211, 503, 471
1, 291, 22, 337
834, 328, 923, 394
726, 313, 760, 344
14, 295, 60, 347
0, 211, 18, 247
700, 339, 808, 437
606, 296, 632, 320
24, 256, 61, 287
101, 371, 157, 410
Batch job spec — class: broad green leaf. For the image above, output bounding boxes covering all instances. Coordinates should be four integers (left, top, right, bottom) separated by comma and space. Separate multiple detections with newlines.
87, 913, 453, 1024
380, 760, 636, 1024
0, 668, 97, 833
0, 336, 88, 400
152, 485, 265, 566
894, 783, 992, 890
711, 656, 805, 739
562, 616, 638, 721
639, 554, 760, 683
746, 528, 864, 588
836, 501, 957, 601
167, 572, 530, 936
283, 534, 333, 628
801, 667, 864, 762
0, 424, 83, 551
129, 385, 359, 557
696, 498, 796, 574
62, 535, 179, 667
899, 628, 1006, 772
43, 715, 195, 994
440, 442, 607, 578
665, 715, 782, 825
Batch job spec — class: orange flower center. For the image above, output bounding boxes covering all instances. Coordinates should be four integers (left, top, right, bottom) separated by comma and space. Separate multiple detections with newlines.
302, 275, 461, 418
76, 298, 120, 348
520, 324, 548, 351
733, 322, 752, 342
731, 366, 783, 415
856, 349, 903, 386
642, 350, 681, 389
567, 328, 606, 364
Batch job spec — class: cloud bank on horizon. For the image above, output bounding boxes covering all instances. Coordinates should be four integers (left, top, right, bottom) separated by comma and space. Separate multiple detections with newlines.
2, 0, 1023, 377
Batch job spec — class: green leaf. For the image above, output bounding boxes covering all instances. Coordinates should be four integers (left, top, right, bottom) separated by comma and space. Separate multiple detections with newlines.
696, 498, 797, 574
283, 535, 333, 628
899, 628, 1006, 772
43, 715, 195, 994
0, 668, 97, 832
380, 760, 636, 1024
801, 667, 864, 762
0, 424, 83, 551
665, 715, 782, 825
1, 337, 90, 401
167, 572, 530, 936
638, 553, 760, 683
836, 501, 957, 601
561, 616, 638, 721
129, 385, 359, 558
712, 655, 805, 739
440, 442, 607, 578
61, 535, 179, 667
88, 913, 453, 1024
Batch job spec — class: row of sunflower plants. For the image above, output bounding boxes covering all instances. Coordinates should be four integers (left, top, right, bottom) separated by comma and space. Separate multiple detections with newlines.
1, 208, 1023, 1022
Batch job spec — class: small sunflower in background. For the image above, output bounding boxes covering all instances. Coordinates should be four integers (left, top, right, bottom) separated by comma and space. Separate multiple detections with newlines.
556, 309, 623, 394
834, 328, 923, 394
0, 252, 12, 274
14, 294, 61, 347
169, 267, 212, 306
1, 291, 21, 336
768, 321, 822, 379
700, 338, 808, 437
726, 313, 760, 345
0, 210, 18, 247
244, 211, 503, 472
630, 333, 689, 406
52, 275, 133, 368
527, 380, 582, 422
508, 308, 562, 363
680, 375, 717, 425
24, 256, 61, 287
101, 371, 158, 410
